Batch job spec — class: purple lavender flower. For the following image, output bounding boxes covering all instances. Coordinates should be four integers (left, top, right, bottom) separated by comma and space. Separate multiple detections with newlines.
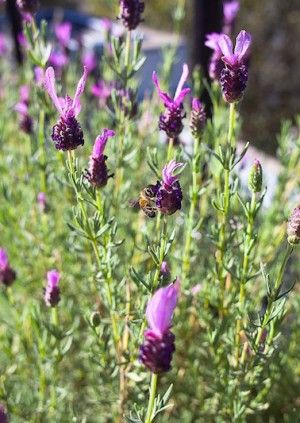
218, 30, 252, 103
49, 50, 69, 72
0, 248, 16, 287
44, 66, 88, 150
153, 64, 191, 139
190, 98, 206, 138
44, 269, 61, 307
205, 33, 225, 81
54, 22, 72, 49
0, 403, 8, 423
119, 0, 145, 31
287, 206, 300, 245
139, 279, 180, 373
86, 129, 115, 188
0, 33, 7, 56
37, 192, 47, 212
82, 51, 97, 74
14, 85, 33, 134
223, 1, 240, 35
155, 160, 184, 216
91, 80, 113, 107
17, 0, 39, 14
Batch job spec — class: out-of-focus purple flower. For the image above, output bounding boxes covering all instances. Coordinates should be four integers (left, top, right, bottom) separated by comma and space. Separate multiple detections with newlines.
119, 0, 145, 31
44, 269, 61, 307
190, 98, 206, 138
54, 22, 72, 48
153, 64, 190, 139
15, 85, 33, 134
139, 279, 179, 373
191, 283, 202, 296
155, 160, 184, 216
82, 51, 97, 74
0, 248, 16, 287
86, 129, 115, 188
0, 403, 8, 423
49, 50, 69, 71
17, 31, 29, 49
223, 1, 240, 34
205, 33, 225, 81
287, 205, 300, 245
17, 0, 39, 14
44, 66, 87, 150
37, 192, 47, 212
0, 33, 7, 56
218, 30, 252, 102
91, 80, 113, 106
34, 66, 45, 86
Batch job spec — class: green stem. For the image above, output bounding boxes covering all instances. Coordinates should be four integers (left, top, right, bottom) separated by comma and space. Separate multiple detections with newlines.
235, 192, 256, 363
167, 138, 174, 161
182, 137, 200, 279
38, 110, 47, 193
152, 217, 168, 290
255, 244, 294, 347
145, 373, 158, 423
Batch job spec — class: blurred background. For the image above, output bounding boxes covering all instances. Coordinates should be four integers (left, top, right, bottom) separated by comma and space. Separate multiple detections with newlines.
3, 0, 300, 154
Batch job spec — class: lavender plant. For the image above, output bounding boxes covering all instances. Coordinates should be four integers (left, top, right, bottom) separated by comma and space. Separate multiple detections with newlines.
0, 1, 299, 422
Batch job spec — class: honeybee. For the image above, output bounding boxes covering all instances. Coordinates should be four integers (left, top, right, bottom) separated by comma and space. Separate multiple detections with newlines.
130, 185, 158, 218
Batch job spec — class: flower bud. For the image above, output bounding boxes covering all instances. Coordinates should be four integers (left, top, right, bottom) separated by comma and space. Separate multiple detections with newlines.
190, 98, 206, 138
287, 206, 300, 245
248, 159, 262, 193
91, 311, 101, 327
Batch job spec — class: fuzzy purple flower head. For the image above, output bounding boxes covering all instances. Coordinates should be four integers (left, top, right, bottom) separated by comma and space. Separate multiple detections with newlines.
44, 66, 87, 150
0, 33, 7, 56
37, 192, 47, 212
218, 30, 252, 103
287, 206, 300, 245
119, 0, 145, 31
82, 51, 97, 74
91, 80, 113, 107
153, 64, 190, 139
155, 160, 184, 216
139, 279, 180, 373
223, 1, 240, 34
55, 22, 72, 49
86, 129, 115, 188
205, 32, 225, 81
0, 248, 16, 287
44, 269, 61, 307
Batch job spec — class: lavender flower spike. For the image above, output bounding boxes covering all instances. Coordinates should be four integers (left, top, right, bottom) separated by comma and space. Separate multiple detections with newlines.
152, 64, 190, 139
86, 129, 115, 188
0, 248, 16, 287
155, 160, 184, 216
190, 98, 206, 138
139, 279, 180, 373
218, 30, 252, 103
119, 0, 145, 31
44, 66, 88, 150
44, 269, 61, 307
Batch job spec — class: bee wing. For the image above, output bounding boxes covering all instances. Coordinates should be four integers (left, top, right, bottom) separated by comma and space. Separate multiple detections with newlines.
129, 199, 140, 209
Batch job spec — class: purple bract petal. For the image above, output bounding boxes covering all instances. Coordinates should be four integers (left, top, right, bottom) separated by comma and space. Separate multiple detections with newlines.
223, 1, 240, 25
162, 160, 184, 188
55, 22, 72, 48
44, 67, 63, 114
152, 71, 173, 108
146, 279, 180, 338
0, 248, 8, 269
47, 269, 61, 288
92, 129, 115, 159
174, 63, 190, 102
234, 30, 252, 60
